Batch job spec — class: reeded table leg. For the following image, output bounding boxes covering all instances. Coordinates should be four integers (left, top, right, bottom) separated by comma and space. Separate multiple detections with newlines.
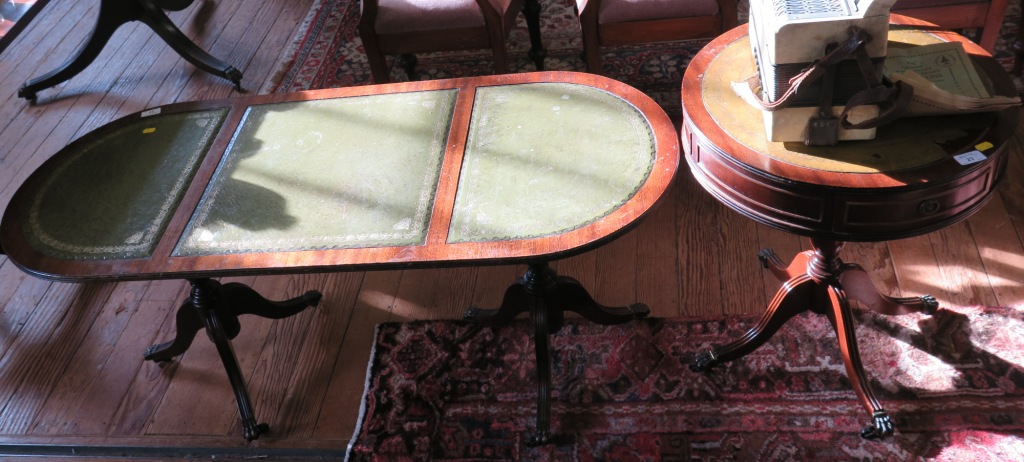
144, 278, 321, 441
692, 239, 937, 439
465, 262, 648, 445
691, 273, 814, 371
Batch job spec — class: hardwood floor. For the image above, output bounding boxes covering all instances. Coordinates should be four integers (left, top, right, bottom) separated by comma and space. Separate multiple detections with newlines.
0, 1, 1022, 459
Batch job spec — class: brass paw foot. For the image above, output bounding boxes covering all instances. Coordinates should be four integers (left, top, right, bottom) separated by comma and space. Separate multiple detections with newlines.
626, 303, 651, 319
226, 66, 244, 92
859, 410, 894, 439
526, 429, 552, 447
690, 350, 720, 372
243, 419, 270, 441
920, 295, 938, 315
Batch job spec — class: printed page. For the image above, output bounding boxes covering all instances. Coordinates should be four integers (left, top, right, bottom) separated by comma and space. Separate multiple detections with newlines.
885, 42, 1021, 115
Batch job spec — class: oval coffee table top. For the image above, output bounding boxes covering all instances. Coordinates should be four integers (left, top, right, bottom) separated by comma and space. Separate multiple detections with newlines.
2, 72, 679, 281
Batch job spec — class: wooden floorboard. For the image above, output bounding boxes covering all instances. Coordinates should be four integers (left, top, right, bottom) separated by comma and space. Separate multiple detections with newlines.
0, 0, 1022, 459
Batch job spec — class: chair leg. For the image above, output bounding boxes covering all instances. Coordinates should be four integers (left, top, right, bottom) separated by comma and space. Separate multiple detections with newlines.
577, 8, 602, 74
364, 49, 392, 83
522, 0, 546, 70
492, 45, 510, 74
398, 54, 418, 80
583, 46, 602, 74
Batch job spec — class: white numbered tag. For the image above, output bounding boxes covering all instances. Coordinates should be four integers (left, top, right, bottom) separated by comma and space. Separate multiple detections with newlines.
954, 150, 986, 166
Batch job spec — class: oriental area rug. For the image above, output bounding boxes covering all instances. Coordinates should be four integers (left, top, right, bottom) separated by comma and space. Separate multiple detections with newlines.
347, 307, 1024, 461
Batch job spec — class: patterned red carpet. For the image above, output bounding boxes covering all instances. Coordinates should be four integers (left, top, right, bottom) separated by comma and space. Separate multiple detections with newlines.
347, 307, 1024, 461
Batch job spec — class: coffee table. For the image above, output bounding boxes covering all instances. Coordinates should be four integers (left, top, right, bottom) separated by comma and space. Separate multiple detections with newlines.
0, 71, 679, 441
681, 17, 1020, 438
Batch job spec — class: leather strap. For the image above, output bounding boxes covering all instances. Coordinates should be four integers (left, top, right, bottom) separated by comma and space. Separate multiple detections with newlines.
831, 36, 913, 130
807, 44, 840, 145
840, 80, 913, 129
741, 26, 871, 112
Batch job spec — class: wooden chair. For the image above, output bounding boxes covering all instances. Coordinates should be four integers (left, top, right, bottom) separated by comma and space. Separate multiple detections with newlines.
575, 0, 738, 74
892, 0, 1009, 52
358, 0, 545, 83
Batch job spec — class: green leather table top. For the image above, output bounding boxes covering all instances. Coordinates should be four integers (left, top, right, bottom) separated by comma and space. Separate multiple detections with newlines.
175, 90, 456, 256
449, 83, 655, 243
1, 72, 679, 280
173, 84, 655, 256
25, 110, 226, 260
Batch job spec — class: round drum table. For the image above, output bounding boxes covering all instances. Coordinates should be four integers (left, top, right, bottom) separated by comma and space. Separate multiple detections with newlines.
681, 18, 1020, 438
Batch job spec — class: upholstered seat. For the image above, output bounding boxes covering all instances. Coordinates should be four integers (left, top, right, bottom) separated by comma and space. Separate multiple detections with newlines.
359, 0, 544, 82
575, 0, 737, 74
892, 0, 1008, 52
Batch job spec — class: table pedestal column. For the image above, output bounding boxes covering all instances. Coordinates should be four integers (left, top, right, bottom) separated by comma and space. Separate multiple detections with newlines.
691, 239, 938, 439
464, 262, 649, 446
144, 278, 321, 441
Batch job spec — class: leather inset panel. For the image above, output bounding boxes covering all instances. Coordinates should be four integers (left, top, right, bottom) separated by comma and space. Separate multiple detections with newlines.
449, 83, 656, 243
26, 109, 226, 260
175, 90, 456, 255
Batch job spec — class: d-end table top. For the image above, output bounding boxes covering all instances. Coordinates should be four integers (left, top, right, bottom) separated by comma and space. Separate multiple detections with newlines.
1, 71, 679, 281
